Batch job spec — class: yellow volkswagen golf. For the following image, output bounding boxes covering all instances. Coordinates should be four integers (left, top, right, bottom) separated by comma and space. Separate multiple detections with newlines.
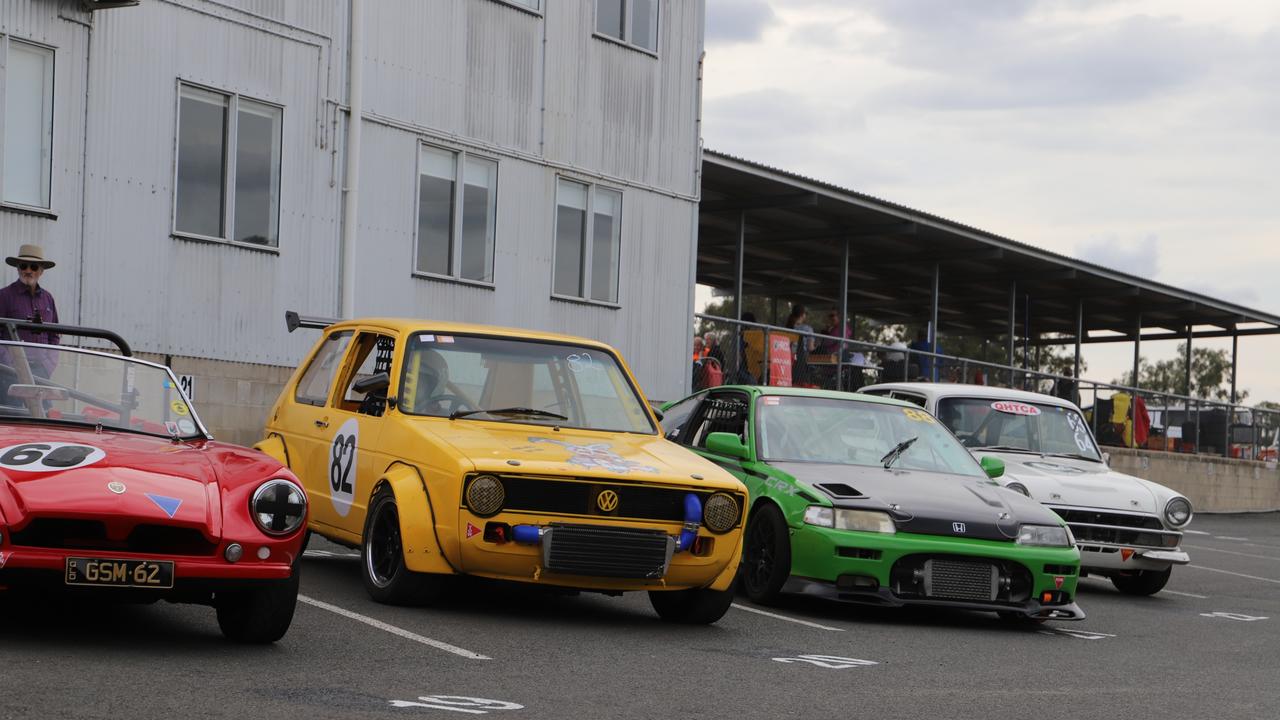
257, 313, 747, 623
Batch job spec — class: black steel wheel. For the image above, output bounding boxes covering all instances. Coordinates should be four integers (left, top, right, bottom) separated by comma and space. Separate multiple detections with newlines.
739, 502, 791, 604
215, 563, 301, 644
1111, 567, 1172, 596
361, 485, 446, 605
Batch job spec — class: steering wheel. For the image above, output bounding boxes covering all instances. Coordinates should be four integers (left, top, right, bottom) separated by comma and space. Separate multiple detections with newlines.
425, 394, 476, 415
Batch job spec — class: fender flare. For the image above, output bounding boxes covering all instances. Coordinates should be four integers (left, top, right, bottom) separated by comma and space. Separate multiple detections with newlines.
377, 461, 459, 575
253, 433, 292, 468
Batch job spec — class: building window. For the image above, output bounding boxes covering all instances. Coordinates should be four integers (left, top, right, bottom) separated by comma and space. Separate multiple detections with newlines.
2, 38, 55, 210
595, 0, 659, 53
495, 0, 540, 11
415, 144, 498, 284
174, 82, 282, 247
553, 178, 621, 304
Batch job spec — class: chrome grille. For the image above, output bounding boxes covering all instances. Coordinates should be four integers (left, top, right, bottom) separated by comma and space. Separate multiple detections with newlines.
1049, 506, 1179, 550
542, 524, 674, 579
923, 559, 998, 601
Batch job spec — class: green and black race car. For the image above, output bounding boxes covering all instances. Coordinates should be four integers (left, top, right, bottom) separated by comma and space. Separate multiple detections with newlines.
661, 386, 1085, 622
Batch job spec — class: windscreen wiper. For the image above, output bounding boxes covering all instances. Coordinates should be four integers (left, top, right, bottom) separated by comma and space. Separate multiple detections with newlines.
1045, 452, 1100, 462
450, 407, 569, 421
881, 436, 918, 469
971, 445, 1040, 455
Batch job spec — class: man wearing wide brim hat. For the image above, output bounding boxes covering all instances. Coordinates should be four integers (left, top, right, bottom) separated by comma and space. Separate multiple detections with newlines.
0, 244, 61, 377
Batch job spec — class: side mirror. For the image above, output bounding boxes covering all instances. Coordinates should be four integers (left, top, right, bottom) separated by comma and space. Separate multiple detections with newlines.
706, 431, 750, 461
1102, 451, 1111, 465
352, 371, 390, 395
979, 455, 1005, 479
649, 405, 665, 422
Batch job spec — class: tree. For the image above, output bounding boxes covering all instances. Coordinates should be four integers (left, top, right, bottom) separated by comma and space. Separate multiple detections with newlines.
1113, 344, 1245, 403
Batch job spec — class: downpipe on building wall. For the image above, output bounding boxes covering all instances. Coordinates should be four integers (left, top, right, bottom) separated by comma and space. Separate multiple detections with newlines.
340, 0, 365, 319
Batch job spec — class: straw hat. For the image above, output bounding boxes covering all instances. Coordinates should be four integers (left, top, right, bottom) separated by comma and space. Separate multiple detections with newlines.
5, 244, 55, 269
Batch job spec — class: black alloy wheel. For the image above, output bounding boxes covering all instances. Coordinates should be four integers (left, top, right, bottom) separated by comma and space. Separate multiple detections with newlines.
361, 486, 445, 605
739, 502, 791, 604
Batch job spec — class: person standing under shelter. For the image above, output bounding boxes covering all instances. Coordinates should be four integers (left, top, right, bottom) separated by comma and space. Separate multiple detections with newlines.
908, 327, 943, 381
0, 244, 61, 378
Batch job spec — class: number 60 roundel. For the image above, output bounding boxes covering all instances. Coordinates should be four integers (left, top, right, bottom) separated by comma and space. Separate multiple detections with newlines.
328, 419, 359, 516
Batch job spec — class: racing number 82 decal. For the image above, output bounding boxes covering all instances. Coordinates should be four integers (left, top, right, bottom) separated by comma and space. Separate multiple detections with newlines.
329, 419, 359, 517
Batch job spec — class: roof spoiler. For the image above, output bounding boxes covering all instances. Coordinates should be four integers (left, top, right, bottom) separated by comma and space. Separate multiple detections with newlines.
285, 310, 340, 333
1, 320, 132, 357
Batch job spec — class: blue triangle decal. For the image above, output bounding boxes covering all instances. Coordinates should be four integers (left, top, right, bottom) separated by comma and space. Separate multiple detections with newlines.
145, 493, 183, 519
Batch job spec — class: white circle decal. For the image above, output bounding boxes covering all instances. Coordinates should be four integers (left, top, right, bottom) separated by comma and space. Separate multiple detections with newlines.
991, 401, 1041, 416
328, 419, 359, 517
0, 442, 107, 472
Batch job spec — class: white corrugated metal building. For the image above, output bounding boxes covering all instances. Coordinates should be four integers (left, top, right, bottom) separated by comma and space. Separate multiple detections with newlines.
0, 0, 703, 443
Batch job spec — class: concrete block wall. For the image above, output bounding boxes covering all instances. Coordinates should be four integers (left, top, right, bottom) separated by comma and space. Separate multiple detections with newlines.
1108, 447, 1280, 514
138, 353, 292, 448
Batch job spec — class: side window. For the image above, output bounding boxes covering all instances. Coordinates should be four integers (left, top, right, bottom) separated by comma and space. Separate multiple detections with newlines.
891, 391, 927, 408
658, 395, 702, 443
338, 333, 396, 415
689, 393, 749, 450
294, 331, 353, 406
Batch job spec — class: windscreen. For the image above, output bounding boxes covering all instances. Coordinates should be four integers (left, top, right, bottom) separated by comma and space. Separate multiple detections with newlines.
397, 333, 655, 434
756, 395, 985, 477
935, 397, 1101, 461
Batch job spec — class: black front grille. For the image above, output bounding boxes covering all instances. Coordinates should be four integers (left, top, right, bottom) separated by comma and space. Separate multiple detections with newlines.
10, 518, 218, 556
543, 524, 672, 579
464, 474, 743, 527
1051, 508, 1164, 530
1070, 525, 1169, 547
924, 559, 998, 601
837, 547, 882, 560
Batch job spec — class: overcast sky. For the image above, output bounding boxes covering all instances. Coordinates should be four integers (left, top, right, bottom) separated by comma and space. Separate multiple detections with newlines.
699, 0, 1280, 404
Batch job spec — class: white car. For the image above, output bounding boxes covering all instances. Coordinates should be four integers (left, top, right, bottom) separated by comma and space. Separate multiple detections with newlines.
859, 382, 1191, 596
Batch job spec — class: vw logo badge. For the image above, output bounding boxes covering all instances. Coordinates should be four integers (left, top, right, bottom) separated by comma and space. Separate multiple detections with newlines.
596, 489, 620, 512
107, 481, 126, 495
952, 522, 966, 533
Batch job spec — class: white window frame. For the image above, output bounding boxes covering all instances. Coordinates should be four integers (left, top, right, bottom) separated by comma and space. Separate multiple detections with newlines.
550, 176, 623, 309
592, 0, 660, 56
0, 35, 57, 217
171, 79, 284, 253
411, 140, 499, 288
487, 0, 543, 16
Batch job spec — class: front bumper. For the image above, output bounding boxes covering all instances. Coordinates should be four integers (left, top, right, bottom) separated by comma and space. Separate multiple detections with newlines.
1077, 544, 1191, 573
788, 524, 1084, 620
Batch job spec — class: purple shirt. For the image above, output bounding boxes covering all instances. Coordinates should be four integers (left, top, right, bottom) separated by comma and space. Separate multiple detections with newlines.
0, 279, 60, 375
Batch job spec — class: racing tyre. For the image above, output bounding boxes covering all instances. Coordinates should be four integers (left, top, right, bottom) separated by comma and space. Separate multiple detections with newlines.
362, 485, 446, 606
215, 565, 301, 644
649, 587, 735, 625
1111, 567, 1172, 596
739, 502, 791, 604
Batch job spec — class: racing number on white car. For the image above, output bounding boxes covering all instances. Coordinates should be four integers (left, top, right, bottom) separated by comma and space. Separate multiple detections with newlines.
0, 443, 106, 472
329, 419, 359, 516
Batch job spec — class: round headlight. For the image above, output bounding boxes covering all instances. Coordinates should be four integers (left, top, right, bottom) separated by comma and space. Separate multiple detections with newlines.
1005, 482, 1031, 497
466, 474, 505, 517
702, 492, 739, 534
251, 479, 307, 536
1164, 497, 1193, 527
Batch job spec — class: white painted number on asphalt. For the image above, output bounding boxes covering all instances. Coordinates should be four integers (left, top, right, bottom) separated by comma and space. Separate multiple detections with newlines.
1037, 628, 1117, 640
773, 654, 879, 669
389, 696, 523, 714
1200, 612, 1269, 622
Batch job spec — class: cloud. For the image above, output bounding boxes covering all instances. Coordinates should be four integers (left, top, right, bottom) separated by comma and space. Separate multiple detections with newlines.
706, 0, 777, 45
1075, 234, 1161, 277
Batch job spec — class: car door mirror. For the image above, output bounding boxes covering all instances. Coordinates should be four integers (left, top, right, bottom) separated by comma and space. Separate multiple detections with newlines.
352, 371, 390, 395
979, 455, 1005, 479
706, 432, 750, 460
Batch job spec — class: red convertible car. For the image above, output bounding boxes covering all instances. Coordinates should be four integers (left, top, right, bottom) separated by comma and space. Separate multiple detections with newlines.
0, 322, 307, 643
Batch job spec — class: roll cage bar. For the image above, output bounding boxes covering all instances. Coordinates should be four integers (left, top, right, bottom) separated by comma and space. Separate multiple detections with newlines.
2, 319, 132, 356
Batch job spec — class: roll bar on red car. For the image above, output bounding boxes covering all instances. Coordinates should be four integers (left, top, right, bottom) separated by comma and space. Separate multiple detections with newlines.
285, 310, 340, 333
2, 319, 133, 357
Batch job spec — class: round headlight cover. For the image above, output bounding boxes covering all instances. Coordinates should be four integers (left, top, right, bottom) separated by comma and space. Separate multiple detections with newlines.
466, 474, 505, 517
251, 479, 307, 536
702, 493, 739, 534
1164, 497, 1193, 527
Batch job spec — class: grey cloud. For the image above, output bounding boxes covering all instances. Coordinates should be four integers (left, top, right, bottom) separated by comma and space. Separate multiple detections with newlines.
1076, 234, 1160, 277
706, 0, 777, 45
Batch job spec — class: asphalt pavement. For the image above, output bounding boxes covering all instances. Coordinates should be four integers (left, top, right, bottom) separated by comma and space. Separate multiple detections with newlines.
3, 513, 1278, 720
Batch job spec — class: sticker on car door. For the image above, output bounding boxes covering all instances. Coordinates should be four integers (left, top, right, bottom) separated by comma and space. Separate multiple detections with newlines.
329, 418, 359, 516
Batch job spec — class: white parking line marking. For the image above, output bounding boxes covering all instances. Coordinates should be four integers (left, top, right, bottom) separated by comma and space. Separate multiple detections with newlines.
773, 654, 877, 668
1183, 529, 1211, 535
1163, 590, 1209, 599
1185, 544, 1279, 562
1200, 612, 1268, 622
1214, 536, 1249, 541
731, 603, 845, 631
1037, 628, 1116, 640
304, 549, 360, 559
1185, 565, 1280, 585
298, 595, 492, 660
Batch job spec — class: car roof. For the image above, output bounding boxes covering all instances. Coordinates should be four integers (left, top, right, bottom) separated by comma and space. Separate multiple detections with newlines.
710, 385, 917, 409
321, 317, 619, 352
860, 382, 1078, 408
